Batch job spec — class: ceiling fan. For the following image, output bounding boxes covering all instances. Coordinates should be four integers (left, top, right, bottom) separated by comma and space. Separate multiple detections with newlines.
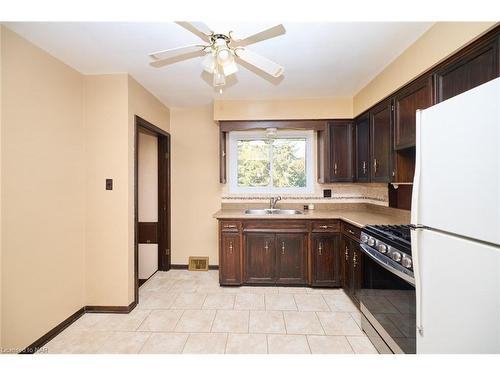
148, 22, 286, 93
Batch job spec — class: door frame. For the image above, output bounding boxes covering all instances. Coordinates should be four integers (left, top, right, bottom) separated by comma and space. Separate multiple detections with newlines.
134, 115, 171, 303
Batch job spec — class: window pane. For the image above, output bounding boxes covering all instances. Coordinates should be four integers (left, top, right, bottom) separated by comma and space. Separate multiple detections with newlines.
237, 139, 270, 187
272, 138, 306, 188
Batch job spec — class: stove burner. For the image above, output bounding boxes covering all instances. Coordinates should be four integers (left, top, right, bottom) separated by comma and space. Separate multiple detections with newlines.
362, 225, 412, 255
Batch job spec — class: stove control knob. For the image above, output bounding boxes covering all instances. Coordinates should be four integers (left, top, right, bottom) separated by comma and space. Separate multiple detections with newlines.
377, 244, 388, 253
367, 238, 375, 246
402, 257, 412, 269
360, 234, 368, 243
391, 251, 402, 262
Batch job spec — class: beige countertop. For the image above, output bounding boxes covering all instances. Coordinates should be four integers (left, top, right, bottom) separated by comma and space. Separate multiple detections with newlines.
213, 204, 411, 228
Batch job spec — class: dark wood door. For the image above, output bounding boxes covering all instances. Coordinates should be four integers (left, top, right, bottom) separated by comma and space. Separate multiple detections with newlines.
370, 99, 393, 182
351, 241, 363, 306
311, 233, 341, 287
329, 120, 354, 182
394, 76, 434, 150
220, 232, 241, 285
435, 35, 499, 102
244, 233, 276, 284
355, 112, 370, 182
342, 237, 353, 296
276, 233, 307, 285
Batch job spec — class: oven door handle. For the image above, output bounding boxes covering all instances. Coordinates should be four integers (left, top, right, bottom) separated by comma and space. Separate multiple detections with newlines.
359, 244, 415, 286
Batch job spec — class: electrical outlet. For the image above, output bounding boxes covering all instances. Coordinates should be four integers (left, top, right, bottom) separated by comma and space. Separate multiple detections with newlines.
323, 189, 332, 198
106, 179, 113, 190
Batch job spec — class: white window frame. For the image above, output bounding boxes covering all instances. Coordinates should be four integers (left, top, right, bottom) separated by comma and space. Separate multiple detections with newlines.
229, 130, 314, 194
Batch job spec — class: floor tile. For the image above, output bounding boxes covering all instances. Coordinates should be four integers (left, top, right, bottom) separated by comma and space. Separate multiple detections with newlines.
307, 335, 354, 354
234, 293, 265, 310
307, 288, 345, 295
174, 310, 216, 333
168, 280, 199, 293
267, 334, 310, 354
278, 287, 309, 294
137, 310, 183, 332
182, 333, 227, 354
211, 310, 249, 333
316, 312, 364, 336
346, 336, 378, 354
97, 331, 151, 354
293, 294, 330, 311
202, 293, 235, 309
225, 334, 267, 354
42, 330, 112, 354
323, 294, 359, 312
265, 294, 297, 311
171, 293, 207, 309
139, 333, 189, 354
239, 286, 278, 295
350, 311, 362, 329
90, 309, 152, 331
249, 311, 286, 334
137, 292, 178, 309
283, 312, 324, 335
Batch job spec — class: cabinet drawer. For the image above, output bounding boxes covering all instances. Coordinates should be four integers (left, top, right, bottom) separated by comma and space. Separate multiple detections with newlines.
342, 222, 361, 241
311, 220, 340, 232
220, 221, 241, 232
243, 220, 307, 233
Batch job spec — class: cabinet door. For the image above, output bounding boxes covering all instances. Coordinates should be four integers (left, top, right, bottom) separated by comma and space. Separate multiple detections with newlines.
355, 113, 370, 182
394, 76, 434, 150
312, 234, 341, 287
342, 237, 353, 296
220, 232, 241, 285
352, 241, 363, 306
276, 233, 307, 285
370, 100, 393, 182
435, 35, 499, 102
244, 233, 276, 284
329, 121, 354, 182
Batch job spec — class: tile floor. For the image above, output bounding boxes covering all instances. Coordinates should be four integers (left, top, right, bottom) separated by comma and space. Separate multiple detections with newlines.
40, 270, 378, 354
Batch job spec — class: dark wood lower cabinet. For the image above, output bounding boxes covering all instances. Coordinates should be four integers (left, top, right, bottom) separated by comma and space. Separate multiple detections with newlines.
311, 233, 341, 287
219, 232, 241, 285
342, 236, 363, 305
244, 233, 276, 284
276, 233, 307, 285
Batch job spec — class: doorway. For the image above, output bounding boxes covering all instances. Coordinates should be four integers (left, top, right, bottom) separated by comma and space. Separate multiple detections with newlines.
134, 116, 171, 303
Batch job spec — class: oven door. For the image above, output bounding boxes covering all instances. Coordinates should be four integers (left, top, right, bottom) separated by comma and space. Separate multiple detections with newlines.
359, 243, 416, 354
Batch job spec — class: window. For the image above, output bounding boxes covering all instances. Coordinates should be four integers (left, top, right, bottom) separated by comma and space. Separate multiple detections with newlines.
229, 130, 314, 194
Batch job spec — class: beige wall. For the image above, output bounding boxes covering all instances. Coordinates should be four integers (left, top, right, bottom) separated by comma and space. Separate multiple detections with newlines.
84, 74, 130, 306
1, 27, 86, 349
214, 97, 353, 120
170, 107, 222, 266
353, 22, 497, 116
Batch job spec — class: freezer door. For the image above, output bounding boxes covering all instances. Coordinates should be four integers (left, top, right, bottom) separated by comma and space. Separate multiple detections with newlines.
411, 78, 500, 245
412, 228, 500, 353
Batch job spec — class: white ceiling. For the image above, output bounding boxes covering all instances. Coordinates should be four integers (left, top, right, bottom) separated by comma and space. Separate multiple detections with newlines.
5, 22, 433, 108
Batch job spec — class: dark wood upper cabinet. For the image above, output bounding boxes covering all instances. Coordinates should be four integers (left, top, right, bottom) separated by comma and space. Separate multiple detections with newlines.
355, 112, 370, 182
329, 120, 354, 182
219, 232, 241, 285
435, 34, 499, 103
276, 233, 307, 285
244, 233, 276, 284
394, 76, 434, 150
311, 233, 341, 287
370, 99, 393, 182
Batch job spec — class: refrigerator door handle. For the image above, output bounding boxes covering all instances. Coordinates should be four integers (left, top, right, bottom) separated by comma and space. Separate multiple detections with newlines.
411, 226, 424, 337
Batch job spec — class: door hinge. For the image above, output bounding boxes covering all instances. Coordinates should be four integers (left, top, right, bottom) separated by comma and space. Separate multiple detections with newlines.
165, 248, 170, 255
391, 105, 394, 111
165, 152, 169, 159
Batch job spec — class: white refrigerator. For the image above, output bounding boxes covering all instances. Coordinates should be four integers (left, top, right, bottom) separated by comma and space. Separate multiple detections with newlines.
411, 77, 500, 354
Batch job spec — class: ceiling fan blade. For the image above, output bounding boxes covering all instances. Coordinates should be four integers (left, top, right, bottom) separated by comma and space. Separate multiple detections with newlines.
175, 21, 213, 42
232, 24, 286, 47
235, 48, 284, 77
149, 44, 206, 61
149, 49, 207, 68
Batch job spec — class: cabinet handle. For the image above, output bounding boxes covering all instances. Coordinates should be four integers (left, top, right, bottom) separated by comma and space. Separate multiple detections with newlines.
353, 253, 358, 268
373, 158, 378, 174
319, 225, 328, 229
362, 161, 367, 175
223, 224, 237, 229
229, 241, 233, 255
347, 229, 355, 235
345, 247, 349, 261
281, 242, 285, 255
318, 242, 323, 256
264, 241, 269, 254
334, 162, 338, 175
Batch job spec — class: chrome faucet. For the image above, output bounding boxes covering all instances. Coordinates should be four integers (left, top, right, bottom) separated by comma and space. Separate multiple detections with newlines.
269, 196, 282, 209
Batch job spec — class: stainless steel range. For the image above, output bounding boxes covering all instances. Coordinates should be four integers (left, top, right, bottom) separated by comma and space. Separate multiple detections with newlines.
358, 225, 416, 354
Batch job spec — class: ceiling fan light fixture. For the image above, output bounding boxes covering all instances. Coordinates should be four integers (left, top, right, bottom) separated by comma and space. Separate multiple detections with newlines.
202, 52, 216, 74
213, 65, 226, 87
222, 59, 238, 76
